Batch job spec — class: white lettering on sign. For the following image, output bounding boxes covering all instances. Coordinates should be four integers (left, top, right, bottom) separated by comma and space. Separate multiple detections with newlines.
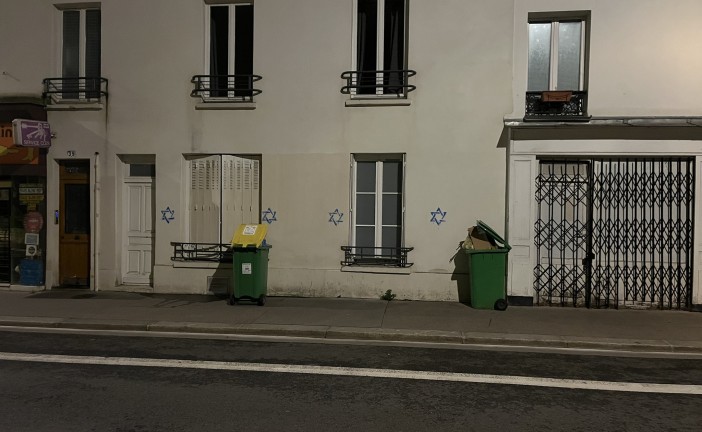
242, 263, 252, 275
19, 186, 43, 194
243, 225, 257, 236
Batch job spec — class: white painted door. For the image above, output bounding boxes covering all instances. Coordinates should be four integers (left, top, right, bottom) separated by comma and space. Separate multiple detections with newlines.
122, 177, 155, 285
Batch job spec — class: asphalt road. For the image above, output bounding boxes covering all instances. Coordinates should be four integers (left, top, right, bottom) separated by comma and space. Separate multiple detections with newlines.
1, 329, 701, 431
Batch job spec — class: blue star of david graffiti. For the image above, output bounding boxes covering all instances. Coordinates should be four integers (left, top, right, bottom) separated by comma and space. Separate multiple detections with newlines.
161, 207, 175, 224
328, 209, 344, 226
262, 208, 277, 224
430, 207, 447, 226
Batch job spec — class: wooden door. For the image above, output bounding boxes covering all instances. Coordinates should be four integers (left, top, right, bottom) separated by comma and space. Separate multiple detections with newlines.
59, 161, 90, 287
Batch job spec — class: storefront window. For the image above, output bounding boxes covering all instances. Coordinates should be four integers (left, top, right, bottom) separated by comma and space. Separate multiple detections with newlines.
0, 178, 46, 284
0, 120, 48, 286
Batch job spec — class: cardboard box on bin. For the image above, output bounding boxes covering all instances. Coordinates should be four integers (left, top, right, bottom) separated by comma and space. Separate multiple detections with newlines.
463, 226, 497, 250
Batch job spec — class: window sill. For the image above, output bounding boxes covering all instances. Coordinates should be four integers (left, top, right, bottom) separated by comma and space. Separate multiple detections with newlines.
46, 102, 104, 111
173, 261, 232, 269
196, 102, 256, 110
345, 98, 411, 107
341, 266, 411, 275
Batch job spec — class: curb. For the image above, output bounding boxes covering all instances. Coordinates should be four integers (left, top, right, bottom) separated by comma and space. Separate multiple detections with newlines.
2, 316, 702, 354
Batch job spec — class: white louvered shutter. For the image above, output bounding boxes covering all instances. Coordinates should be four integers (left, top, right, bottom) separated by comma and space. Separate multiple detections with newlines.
221, 155, 241, 243
189, 156, 221, 243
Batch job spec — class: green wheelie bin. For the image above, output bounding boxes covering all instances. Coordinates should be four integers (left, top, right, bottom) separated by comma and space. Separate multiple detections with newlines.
228, 224, 271, 306
463, 221, 511, 311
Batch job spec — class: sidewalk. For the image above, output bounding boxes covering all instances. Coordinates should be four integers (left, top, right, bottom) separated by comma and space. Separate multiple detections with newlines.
1, 289, 701, 353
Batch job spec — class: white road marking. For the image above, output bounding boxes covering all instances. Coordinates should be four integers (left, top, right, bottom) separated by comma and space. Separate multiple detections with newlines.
1, 351, 700, 395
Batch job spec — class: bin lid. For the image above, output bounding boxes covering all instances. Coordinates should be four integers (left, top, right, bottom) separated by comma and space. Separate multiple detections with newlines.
231, 224, 268, 248
476, 220, 510, 250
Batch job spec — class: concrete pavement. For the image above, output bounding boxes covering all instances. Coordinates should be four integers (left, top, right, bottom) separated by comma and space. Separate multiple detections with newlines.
1, 289, 701, 353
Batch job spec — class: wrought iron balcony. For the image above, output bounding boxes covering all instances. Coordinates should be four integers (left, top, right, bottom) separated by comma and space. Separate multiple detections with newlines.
341, 246, 414, 267
524, 90, 589, 121
340, 70, 416, 97
191, 75, 262, 102
171, 242, 232, 263
42, 77, 108, 104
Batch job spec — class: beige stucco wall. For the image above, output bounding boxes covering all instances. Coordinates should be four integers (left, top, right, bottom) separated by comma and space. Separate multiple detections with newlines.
511, 0, 702, 118
96, 0, 513, 299
8, 0, 699, 302
508, 1, 702, 307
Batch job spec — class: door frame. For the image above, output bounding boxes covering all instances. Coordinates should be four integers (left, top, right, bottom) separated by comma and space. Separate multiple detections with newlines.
121, 169, 155, 286
118, 155, 156, 287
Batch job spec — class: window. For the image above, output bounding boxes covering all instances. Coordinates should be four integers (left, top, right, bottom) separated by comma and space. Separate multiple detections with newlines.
129, 163, 156, 178
60, 7, 101, 99
206, 3, 254, 98
187, 155, 260, 244
354, 0, 408, 95
528, 16, 587, 92
349, 155, 406, 264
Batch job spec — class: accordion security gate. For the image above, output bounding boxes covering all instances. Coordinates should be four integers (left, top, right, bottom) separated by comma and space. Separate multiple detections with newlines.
534, 158, 695, 309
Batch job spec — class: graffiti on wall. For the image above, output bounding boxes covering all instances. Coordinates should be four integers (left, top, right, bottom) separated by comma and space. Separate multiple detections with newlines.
262, 208, 277, 224
430, 207, 446, 226
328, 209, 344, 226
161, 207, 175, 223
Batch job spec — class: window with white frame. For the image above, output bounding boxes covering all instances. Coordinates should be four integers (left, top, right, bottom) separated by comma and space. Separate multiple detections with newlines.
354, 0, 408, 95
59, 6, 101, 99
206, 2, 254, 98
351, 155, 405, 260
527, 15, 588, 92
187, 155, 260, 244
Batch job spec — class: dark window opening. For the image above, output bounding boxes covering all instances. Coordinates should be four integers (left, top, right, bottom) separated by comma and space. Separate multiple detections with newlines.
234, 5, 254, 97
64, 184, 90, 234
85, 9, 101, 98
129, 164, 155, 177
356, 0, 378, 95
62, 11, 80, 99
383, 0, 405, 93
210, 6, 230, 97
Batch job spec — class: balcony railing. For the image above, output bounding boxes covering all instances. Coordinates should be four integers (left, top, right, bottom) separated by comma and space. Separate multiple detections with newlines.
171, 242, 232, 263
42, 77, 108, 104
524, 90, 589, 121
191, 75, 262, 102
340, 70, 417, 97
341, 246, 414, 267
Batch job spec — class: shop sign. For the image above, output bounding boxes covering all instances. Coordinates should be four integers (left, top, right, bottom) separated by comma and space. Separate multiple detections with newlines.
0, 123, 39, 165
12, 119, 52, 148
19, 184, 44, 195
20, 195, 44, 203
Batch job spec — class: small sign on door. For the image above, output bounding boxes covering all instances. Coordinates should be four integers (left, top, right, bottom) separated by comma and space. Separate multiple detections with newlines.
242, 263, 252, 275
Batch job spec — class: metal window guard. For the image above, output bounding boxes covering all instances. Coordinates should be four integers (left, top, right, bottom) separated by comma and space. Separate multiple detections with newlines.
524, 90, 589, 121
341, 246, 414, 267
171, 242, 232, 263
42, 77, 108, 104
340, 70, 416, 97
191, 75, 262, 102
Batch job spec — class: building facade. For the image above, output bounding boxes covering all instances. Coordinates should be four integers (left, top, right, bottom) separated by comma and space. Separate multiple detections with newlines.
1, 0, 700, 309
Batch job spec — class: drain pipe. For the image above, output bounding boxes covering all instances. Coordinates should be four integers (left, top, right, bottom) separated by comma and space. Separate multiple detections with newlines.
93, 152, 100, 292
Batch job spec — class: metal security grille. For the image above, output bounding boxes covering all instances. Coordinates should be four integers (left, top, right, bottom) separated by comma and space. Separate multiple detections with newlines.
534, 158, 695, 309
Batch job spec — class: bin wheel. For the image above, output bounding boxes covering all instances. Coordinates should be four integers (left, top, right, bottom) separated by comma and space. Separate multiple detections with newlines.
228, 297, 237, 306
257, 295, 267, 306
494, 299, 508, 311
